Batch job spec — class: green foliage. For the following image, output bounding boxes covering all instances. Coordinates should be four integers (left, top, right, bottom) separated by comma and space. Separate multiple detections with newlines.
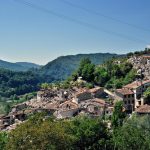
72, 57, 136, 89
0, 69, 40, 98
144, 87, 150, 102
0, 132, 8, 150
6, 113, 74, 150
94, 67, 109, 86
4, 114, 113, 150
77, 58, 95, 82
41, 83, 50, 90
111, 101, 126, 128
4, 113, 150, 150
0, 102, 11, 115
69, 116, 112, 150
126, 48, 150, 57
113, 115, 150, 150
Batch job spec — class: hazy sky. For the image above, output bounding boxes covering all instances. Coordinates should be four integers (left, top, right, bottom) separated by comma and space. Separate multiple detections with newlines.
0, 0, 150, 65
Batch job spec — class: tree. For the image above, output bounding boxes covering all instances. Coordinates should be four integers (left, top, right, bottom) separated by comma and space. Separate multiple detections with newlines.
5, 114, 113, 150
68, 116, 113, 150
144, 87, 150, 103
6, 113, 74, 150
94, 67, 109, 86
41, 83, 50, 90
76, 58, 95, 82
111, 101, 126, 128
113, 115, 150, 150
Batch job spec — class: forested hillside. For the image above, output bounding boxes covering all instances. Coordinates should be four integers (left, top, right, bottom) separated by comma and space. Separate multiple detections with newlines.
0, 69, 40, 98
38, 53, 121, 82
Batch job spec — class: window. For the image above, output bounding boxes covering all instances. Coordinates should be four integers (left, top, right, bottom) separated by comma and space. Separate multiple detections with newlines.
128, 100, 130, 104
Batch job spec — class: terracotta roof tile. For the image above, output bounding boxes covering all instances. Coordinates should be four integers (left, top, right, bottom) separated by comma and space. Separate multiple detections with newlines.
116, 88, 134, 95
136, 105, 150, 113
123, 80, 150, 89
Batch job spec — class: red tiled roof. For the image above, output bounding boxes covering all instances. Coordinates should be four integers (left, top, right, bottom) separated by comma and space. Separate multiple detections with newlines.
143, 80, 150, 84
44, 102, 59, 110
124, 80, 150, 89
59, 100, 78, 109
91, 98, 106, 105
116, 88, 134, 95
142, 55, 150, 59
124, 81, 142, 89
136, 105, 150, 113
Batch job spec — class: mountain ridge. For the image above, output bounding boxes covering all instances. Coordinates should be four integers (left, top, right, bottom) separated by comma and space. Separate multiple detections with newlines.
39, 52, 123, 82
0, 60, 41, 71
0, 52, 123, 81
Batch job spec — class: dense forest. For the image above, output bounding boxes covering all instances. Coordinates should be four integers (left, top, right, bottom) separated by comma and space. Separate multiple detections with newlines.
0, 69, 40, 98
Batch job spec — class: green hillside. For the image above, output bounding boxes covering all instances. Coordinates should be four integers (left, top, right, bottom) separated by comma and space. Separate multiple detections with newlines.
0, 60, 40, 71
39, 53, 121, 82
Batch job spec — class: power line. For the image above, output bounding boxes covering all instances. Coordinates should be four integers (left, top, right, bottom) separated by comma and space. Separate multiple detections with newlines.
13, 0, 148, 44
58, 0, 150, 32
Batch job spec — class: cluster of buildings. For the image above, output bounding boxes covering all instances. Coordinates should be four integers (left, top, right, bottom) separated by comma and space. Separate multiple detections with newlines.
129, 55, 150, 79
0, 87, 113, 131
115, 79, 150, 113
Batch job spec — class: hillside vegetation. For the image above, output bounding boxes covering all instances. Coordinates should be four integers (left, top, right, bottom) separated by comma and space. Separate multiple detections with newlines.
53, 57, 136, 90
0, 69, 40, 98
38, 53, 121, 82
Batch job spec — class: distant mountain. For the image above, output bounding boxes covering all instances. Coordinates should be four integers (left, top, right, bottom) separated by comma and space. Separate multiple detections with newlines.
39, 53, 123, 82
16, 62, 41, 69
0, 60, 40, 71
0, 53, 123, 82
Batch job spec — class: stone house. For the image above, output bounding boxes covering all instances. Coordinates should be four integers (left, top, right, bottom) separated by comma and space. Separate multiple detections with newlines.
142, 55, 150, 65
37, 89, 57, 101
11, 103, 27, 113
72, 89, 92, 104
79, 98, 106, 117
54, 101, 79, 119
115, 88, 134, 112
0, 115, 14, 130
72, 87, 105, 104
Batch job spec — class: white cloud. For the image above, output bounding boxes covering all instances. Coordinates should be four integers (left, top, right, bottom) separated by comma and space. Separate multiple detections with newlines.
146, 45, 150, 49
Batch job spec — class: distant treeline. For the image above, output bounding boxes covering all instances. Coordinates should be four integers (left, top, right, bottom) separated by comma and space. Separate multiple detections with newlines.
0, 69, 40, 98
127, 48, 150, 57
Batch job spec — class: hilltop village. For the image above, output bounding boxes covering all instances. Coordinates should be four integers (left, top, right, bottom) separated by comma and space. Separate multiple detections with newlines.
0, 54, 150, 131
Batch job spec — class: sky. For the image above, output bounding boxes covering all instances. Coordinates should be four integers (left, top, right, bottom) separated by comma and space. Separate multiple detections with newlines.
0, 0, 150, 65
